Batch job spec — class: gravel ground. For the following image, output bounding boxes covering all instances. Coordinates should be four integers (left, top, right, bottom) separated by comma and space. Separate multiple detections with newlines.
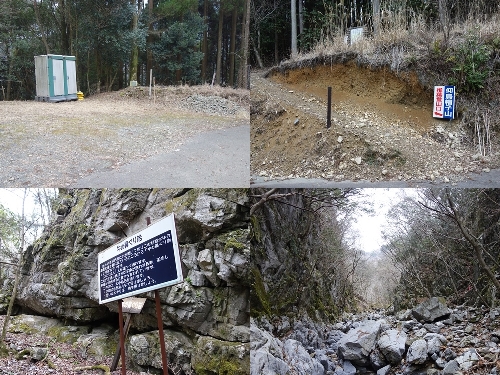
0, 86, 249, 187
0, 316, 142, 375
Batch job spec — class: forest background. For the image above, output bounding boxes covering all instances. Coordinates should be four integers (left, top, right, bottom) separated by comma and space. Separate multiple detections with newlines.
0, 0, 250, 100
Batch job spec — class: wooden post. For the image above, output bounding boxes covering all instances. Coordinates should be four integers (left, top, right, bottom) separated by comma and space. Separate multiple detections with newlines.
118, 300, 126, 375
327, 87, 332, 128
111, 314, 132, 371
146, 216, 168, 375
149, 69, 152, 98
155, 290, 169, 375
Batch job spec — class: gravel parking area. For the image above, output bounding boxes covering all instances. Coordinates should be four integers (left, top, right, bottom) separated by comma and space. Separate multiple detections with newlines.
0, 86, 249, 187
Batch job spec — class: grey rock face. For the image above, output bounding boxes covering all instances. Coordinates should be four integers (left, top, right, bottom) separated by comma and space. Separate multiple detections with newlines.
251, 350, 290, 375
283, 339, 324, 375
412, 297, 451, 322
406, 339, 428, 365
337, 320, 382, 366
14, 189, 250, 373
377, 329, 407, 364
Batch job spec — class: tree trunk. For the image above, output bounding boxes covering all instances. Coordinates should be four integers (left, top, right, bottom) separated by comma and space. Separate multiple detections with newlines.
0, 190, 26, 349
229, 6, 237, 87
216, 1, 224, 85
298, 0, 304, 36
146, 0, 154, 86
250, 36, 263, 69
130, 0, 139, 85
201, 0, 208, 83
33, 0, 50, 54
291, 0, 297, 57
372, 0, 380, 36
59, 0, 71, 55
446, 190, 500, 292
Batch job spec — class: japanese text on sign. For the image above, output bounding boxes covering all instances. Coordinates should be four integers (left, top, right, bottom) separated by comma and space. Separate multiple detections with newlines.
98, 214, 183, 304
433, 85, 455, 120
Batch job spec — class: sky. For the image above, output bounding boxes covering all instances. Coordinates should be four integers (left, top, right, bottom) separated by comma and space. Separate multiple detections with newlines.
0, 188, 57, 247
350, 189, 420, 253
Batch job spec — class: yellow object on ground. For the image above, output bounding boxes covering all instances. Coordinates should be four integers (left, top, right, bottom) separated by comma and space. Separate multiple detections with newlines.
77, 91, 84, 100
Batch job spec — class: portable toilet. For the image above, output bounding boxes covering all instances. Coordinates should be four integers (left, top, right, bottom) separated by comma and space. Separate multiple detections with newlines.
34, 54, 77, 102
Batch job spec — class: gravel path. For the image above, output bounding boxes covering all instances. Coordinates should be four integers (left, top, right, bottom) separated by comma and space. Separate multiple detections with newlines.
0, 88, 249, 187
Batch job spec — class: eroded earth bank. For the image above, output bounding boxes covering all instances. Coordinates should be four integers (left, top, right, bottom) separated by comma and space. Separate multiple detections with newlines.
251, 59, 500, 184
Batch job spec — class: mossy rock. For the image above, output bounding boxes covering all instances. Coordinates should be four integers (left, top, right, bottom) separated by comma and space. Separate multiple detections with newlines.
8, 315, 63, 335
192, 336, 249, 375
47, 325, 90, 344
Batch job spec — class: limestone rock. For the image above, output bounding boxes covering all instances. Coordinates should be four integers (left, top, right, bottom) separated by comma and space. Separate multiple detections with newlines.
283, 339, 324, 375
337, 320, 382, 366
406, 339, 428, 365
378, 329, 406, 364
192, 336, 250, 375
128, 329, 194, 374
412, 297, 451, 322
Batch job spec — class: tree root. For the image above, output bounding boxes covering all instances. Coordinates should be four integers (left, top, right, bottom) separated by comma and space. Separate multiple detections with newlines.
75, 365, 112, 375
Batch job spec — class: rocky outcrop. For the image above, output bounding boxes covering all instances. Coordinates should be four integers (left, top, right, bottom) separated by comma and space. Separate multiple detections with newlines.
251, 298, 500, 375
15, 188, 250, 374
412, 297, 451, 323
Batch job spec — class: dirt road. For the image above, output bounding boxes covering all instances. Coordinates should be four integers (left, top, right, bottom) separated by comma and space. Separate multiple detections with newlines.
251, 66, 499, 184
0, 87, 249, 187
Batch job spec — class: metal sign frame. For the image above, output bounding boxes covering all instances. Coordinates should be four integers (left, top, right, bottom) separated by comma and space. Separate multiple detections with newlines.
98, 213, 183, 304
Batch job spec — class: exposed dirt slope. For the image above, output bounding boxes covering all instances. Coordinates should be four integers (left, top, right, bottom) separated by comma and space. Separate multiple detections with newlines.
251, 64, 499, 183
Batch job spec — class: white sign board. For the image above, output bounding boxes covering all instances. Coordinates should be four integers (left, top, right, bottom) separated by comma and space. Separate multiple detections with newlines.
350, 27, 364, 45
433, 85, 455, 119
98, 214, 183, 304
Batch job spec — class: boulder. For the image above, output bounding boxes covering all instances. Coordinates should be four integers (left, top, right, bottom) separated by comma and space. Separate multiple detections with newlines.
456, 348, 479, 370
406, 339, 428, 365
337, 320, 382, 366
251, 350, 290, 375
377, 329, 407, 364
377, 365, 391, 375
283, 339, 324, 375
443, 359, 460, 375
412, 297, 451, 322
192, 336, 249, 375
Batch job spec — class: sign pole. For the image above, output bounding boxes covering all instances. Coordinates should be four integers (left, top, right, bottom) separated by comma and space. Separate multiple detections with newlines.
111, 313, 132, 371
118, 300, 127, 375
155, 290, 169, 375
145, 217, 169, 375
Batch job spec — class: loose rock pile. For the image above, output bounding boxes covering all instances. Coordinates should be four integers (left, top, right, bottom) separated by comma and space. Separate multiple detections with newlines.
183, 95, 246, 117
251, 297, 500, 374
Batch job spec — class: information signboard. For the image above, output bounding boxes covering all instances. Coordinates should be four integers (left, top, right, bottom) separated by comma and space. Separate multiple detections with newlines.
98, 214, 183, 304
433, 85, 455, 119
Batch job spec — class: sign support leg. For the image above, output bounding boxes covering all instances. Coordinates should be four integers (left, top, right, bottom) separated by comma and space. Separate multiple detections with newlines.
118, 300, 127, 375
155, 290, 169, 375
111, 313, 132, 371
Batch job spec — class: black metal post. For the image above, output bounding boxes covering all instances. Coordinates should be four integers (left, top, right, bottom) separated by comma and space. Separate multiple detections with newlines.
327, 86, 332, 128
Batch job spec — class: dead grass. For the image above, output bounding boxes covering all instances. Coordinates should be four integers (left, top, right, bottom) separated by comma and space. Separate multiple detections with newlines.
279, 10, 500, 157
